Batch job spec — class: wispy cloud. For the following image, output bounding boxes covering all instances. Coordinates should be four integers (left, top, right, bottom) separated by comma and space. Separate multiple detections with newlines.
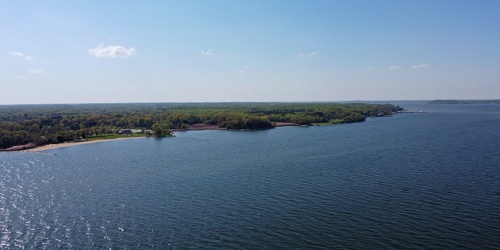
9, 52, 23, 57
409, 64, 428, 69
8, 51, 34, 60
28, 69, 46, 74
201, 49, 213, 56
88, 44, 135, 58
17, 75, 26, 79
299, 51, 319, 58
234, 70, 244, 74
389, 65, 401, 70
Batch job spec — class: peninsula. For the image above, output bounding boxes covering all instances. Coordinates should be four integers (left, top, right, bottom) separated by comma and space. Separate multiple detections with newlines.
0, 102, 403, 151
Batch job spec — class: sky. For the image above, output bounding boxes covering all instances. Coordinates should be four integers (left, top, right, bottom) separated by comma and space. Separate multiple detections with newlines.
1, 0, 500, 104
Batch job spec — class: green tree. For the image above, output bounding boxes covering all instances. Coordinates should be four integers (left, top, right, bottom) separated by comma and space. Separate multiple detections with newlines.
152, 123, 172, 137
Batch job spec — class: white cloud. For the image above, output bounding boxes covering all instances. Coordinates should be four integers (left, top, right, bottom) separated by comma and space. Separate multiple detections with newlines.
8, 51, 34, 60
201, 49, 213, 56
368, 67, 374, 71
9, 52, 24, 57
409, 64, 428, 69
88, 44, 135, 58
389, 65, 401, 70
17, 75, 26, 79
298, 51, 319, 58
28, 69, 46, 74
308, 51, 319, 56
234, 70, 244, 74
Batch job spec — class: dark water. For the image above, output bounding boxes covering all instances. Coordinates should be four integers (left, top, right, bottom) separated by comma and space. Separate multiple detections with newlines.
1, 102, 500, 249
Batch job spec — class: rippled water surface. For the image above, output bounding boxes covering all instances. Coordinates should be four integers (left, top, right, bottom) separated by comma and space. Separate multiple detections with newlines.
1, 102, 500, 249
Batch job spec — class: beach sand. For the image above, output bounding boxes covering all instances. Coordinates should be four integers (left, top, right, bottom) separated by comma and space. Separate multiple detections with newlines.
27, 137, 146, 152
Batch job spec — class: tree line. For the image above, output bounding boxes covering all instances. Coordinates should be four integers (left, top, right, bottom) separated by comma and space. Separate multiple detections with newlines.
0, 102, 403, 149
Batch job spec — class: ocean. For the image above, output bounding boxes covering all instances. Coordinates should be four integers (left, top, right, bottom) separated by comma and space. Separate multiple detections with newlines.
1, 101, 499, 249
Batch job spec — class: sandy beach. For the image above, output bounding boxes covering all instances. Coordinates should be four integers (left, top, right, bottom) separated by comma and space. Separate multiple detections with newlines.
27, 137, 146, 152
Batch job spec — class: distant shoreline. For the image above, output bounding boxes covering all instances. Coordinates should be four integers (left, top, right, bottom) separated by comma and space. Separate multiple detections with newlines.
428, 99, 500, 104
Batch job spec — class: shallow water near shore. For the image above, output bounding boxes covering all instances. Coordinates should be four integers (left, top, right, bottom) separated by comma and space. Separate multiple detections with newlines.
1, 101, 500, 248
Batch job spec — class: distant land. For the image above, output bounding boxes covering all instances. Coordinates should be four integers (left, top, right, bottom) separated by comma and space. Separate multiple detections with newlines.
429, 99, 500, 104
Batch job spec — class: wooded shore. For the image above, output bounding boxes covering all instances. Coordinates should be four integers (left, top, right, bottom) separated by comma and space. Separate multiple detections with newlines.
0, 102, 403, 150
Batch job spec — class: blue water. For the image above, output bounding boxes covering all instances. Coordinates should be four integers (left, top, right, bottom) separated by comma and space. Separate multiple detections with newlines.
1, 102, 500, 249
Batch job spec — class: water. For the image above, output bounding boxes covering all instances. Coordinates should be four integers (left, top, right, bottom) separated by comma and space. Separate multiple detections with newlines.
1, 102, 500, 249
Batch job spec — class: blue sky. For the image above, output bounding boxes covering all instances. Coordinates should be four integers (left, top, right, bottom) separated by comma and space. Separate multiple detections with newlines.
1, 1, 499, 104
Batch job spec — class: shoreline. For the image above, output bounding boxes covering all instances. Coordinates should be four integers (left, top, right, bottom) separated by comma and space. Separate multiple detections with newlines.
26, 137, 146, 152
8, 123, 300, 153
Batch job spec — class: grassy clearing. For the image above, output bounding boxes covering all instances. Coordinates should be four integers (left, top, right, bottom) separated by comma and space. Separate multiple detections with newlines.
86, 133, 147, 141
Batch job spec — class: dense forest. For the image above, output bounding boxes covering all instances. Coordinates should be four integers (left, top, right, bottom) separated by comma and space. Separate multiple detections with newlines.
0, 102, 403, 149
